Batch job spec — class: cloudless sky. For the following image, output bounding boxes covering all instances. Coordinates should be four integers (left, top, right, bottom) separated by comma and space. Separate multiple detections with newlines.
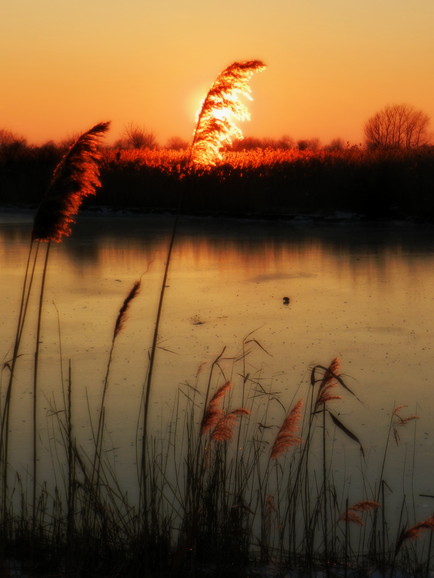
1, 0, 433, 146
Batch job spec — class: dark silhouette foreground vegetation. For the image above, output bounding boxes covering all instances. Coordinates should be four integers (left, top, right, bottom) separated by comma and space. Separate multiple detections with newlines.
1, 143, 434, 221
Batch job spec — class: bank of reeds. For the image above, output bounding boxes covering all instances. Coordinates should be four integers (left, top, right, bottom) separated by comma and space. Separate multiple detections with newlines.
2, 145, 434, 221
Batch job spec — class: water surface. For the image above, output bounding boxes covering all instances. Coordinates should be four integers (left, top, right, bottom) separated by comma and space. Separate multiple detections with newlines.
1, 210, 434, 513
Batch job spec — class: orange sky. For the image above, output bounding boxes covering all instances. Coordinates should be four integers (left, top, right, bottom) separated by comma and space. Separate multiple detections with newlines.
2, 0, 434, 147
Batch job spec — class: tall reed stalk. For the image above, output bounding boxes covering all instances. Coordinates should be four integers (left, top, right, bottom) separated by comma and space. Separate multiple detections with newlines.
0, 240, 40, 525
0, 122, 109, 557
93, 279, 141, 493
138, 60, 266, 550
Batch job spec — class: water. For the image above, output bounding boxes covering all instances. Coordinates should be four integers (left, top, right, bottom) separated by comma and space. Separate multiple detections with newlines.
1, 210, 434, 517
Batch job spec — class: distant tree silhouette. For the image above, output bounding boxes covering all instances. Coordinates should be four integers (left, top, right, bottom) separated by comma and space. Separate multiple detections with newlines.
0, 128, 27, 161
297, 138, 321, 151
0, 128, 26, 147
165, 136, 189, 150
324, 138, 346, 152
364, 104, 430, 149
115, 122, 157, 149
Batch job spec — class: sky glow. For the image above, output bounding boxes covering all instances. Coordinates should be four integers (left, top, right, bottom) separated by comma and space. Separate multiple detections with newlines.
1, 0, 433, 146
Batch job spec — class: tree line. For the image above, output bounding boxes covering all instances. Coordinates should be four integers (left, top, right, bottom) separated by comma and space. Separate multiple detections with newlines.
0, 103, 431, 153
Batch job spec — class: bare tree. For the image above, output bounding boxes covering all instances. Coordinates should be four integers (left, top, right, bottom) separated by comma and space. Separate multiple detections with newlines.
364, 104, 430, 149
115, 123, 157, 149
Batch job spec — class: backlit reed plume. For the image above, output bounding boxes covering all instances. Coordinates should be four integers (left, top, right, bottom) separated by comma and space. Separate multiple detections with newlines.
270, 399, 304, 459
200, 381, 232, 435
396, 515, 434, 553
32, 121, 110, 242
339, 501, 381, 525
189, 60, 266, 167
211, 408, 250, 441
314, 357, 342, 410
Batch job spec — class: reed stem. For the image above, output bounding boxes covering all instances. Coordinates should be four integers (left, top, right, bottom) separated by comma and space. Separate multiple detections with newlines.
1, 239, 40, 523
32, 241, 51, 528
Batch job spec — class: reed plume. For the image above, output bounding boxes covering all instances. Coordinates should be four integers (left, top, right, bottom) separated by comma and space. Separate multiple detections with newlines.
200, 381, 232, 435
32, 121, 110, 242
189, 60, 266, 167
348, 500, 381, 512
339, 501, 380, 525
396, 515, 434, 553
314, 357, 342, 409
392, 405, 419, 445
339, 510, 364, 526
392, 405, 419, 425
211, 408, 250, 441
113, 279, 141, 340
270, 399, 303, 459
90, 278, 142, 525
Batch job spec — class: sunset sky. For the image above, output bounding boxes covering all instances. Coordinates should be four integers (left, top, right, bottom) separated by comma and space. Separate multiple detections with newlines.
2, 0, 433, 147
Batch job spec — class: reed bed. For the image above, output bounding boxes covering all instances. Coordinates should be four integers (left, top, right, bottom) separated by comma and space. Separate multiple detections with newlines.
2, 145, 434, 220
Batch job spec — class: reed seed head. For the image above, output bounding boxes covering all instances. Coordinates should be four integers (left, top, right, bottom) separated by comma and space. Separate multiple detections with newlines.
32, 121, 110, 242
200, 381, 232, 435
396, 515, 434, 552
211, 408, 250, 441
339, 511, 364, 525
270, 399, 304, 459
190, 60, 266, 167
314, 357, 342, 409
113, 279, 141, 340
349, 500, 381, 512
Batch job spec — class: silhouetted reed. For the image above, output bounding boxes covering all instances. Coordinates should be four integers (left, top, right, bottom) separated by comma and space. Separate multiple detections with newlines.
0, 121, 109, 567
32, 122, 110, 242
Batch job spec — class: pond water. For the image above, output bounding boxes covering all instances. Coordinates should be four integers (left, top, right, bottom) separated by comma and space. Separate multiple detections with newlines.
1, 209, 434, 520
